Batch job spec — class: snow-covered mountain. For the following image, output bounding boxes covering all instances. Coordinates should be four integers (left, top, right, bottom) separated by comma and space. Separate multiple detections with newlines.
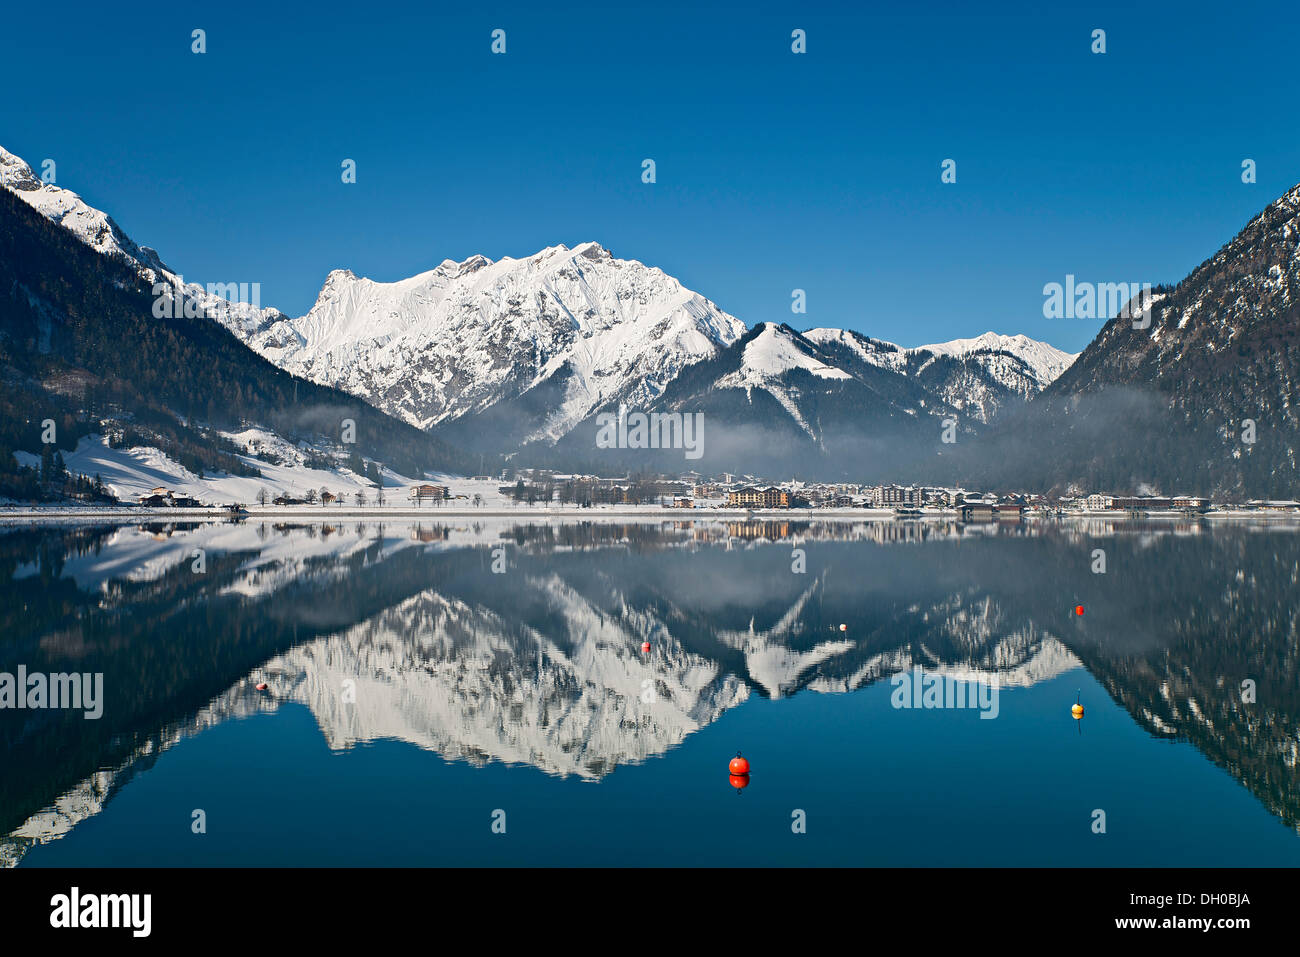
1015, 181, 1300, 495
223, 243, 747, 451
0, 146, 285, 333
913, 331, 1077, 382
709, 323, 861, 438
0, 144, 472, 494
531, 322, 963, 476
548, 319, 1077, 475
806, 328, 1078, 422
532, 320, 1078, 476
0, 147, 168, 273
237, 251, 1073, 450
2, 141, 1078, 474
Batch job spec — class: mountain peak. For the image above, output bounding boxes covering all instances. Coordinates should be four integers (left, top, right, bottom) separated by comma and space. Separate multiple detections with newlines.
911, 331, 1078, 384
718, 323, 851, 391
0, 142, 171, 275
231, 240, 749, 444
456, 253, 492, 274
0, 146, 41, 192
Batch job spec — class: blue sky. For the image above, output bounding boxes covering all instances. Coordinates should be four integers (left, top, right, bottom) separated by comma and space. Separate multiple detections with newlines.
3, 0, 1297, 353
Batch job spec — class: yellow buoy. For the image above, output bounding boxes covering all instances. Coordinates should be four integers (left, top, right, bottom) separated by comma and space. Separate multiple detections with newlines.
1071, 703, 1084, 719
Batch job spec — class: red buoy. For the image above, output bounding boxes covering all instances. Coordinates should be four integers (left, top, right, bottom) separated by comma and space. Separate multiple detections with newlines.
1074, 605, 1085, 616
641, 641, 651, 653
255, 682, 268, 691
729, 752, 750, 776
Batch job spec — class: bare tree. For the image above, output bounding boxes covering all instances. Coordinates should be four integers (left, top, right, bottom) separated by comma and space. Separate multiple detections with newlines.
257, 487, 269, 507
356, 489, 368, 507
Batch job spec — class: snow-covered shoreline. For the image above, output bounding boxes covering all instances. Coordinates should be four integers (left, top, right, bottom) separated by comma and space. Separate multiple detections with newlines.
1, 505, 1295, 523
0, 505, 900, 521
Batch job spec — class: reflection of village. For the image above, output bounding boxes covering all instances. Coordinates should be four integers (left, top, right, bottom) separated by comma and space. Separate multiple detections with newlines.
456, 516, 1225, 554
690, 516, 1213, 544
120, 507, 1262, 556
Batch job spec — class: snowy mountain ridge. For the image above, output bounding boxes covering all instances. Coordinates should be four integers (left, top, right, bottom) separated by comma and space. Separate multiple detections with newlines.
227, 240, 749, 445
0, 145, 284, 333
1, 141, 1077, 461
910, 331, 1078, 383
804, 327, 1078, 400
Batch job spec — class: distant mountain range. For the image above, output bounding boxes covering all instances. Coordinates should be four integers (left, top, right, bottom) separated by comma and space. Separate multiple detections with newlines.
222, 241, 748, 453
212, 239, 1076, 461
546, 321, 1076, 477
2, 140, 1297, 495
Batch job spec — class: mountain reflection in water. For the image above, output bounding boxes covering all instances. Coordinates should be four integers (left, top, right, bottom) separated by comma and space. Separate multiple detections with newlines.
2, 517, 1298, 866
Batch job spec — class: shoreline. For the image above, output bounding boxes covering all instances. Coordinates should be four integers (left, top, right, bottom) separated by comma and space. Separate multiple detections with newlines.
1, 505, 1298, 522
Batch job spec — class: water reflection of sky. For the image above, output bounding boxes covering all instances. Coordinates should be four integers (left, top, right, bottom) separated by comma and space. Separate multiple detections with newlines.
4, 519, 1299, 866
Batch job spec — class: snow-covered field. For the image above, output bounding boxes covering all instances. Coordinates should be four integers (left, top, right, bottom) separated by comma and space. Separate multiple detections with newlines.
12, 433, 422, 506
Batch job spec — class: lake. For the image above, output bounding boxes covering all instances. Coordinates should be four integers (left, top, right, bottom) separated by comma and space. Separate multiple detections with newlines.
3, 516, 1299, 866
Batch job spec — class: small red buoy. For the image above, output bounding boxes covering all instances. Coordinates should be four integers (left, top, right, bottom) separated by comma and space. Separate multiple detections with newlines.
729, 773, 750, 791
255, 682, 268, 691
1074, 605, 1084, 616
839, 623, 847, 633
641, 641, 651, 653
729, 752, 750, 776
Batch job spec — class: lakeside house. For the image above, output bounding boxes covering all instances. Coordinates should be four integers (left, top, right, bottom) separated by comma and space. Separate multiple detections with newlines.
1079, 493, 1208, 512
727, 486, 792, 509
995, 502, 1024, 521
137, 487, 201, 508
873, 485, 923, 507
409, 483, 448, 505
1110, 495, 1208, 511
960, 502, 996, 521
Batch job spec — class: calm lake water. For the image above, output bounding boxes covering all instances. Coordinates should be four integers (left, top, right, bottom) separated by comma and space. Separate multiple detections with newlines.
3, 516, 1299, 866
